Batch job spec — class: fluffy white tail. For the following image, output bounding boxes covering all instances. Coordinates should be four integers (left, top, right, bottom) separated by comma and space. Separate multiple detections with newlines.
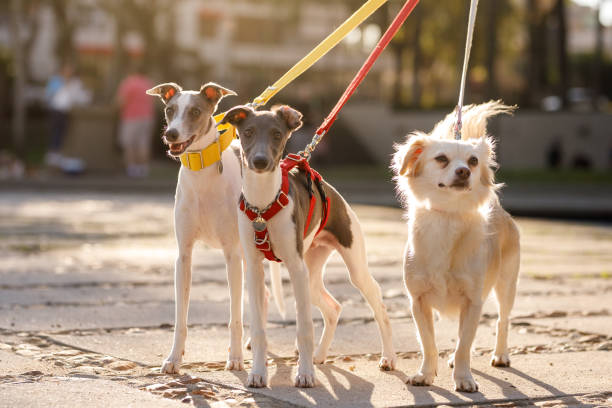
268, 262, 286, 319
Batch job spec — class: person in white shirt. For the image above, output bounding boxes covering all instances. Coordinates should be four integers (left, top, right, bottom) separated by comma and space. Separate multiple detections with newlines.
44, 63, 91, 167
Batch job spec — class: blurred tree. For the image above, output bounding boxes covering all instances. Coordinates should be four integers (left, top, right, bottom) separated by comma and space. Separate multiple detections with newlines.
10, 0, 25, 156
592, 0, 604, 110
48, 0, 77, 64
554, 0, 569, 109
484, 0, 499, 100
22, 0, 42, 81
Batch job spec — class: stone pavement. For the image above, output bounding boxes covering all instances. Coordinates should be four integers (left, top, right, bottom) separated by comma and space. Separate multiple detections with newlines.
0, 191, 611, 407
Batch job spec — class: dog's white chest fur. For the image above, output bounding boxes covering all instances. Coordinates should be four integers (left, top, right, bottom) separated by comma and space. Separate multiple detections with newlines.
405, 208, 488, 315
174, 142, 242, 249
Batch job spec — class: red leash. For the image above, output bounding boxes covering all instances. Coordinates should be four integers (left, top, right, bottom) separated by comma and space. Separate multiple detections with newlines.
302, 0, 420, 159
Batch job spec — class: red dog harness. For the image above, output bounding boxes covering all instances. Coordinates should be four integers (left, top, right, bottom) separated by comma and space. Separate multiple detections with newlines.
239, 154, 331, 262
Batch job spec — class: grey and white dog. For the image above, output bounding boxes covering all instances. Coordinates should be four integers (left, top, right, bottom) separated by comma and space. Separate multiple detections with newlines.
146, 83, 285, 374
221, 104, 396, 388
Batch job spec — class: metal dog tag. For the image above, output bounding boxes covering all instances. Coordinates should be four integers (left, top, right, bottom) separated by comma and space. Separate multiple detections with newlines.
252, 216, 267, 232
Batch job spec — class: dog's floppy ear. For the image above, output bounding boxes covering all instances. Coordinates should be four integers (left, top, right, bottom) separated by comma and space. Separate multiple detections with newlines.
220, 105, 253, 127
200, 82, 237, 105
274, 105, 303, 132
394, 133, 427, 177
146, 82, 182, 104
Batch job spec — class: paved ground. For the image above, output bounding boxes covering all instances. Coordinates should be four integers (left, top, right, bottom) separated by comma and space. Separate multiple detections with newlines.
1, 191, 611, 407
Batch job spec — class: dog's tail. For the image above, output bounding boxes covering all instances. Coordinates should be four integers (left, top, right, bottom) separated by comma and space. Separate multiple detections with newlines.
269, 262, 286, 319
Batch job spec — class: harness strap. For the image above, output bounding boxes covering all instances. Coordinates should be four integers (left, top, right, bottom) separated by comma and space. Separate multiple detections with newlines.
239, 155, 330, 262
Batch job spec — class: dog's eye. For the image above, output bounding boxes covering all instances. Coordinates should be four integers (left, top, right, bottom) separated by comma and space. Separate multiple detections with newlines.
468, 156, 479, 167
435, 155, 448, 164
190, 108, 201, 117
273, 131, 282, 141
166, 107, 174, 116
242, 129, 253, 138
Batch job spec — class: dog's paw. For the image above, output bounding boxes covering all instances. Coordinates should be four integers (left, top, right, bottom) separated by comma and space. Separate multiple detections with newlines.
313, 349, 327, 365
454, 374, 479, 393
491, 353, 510, 367
407, 371, 435, 386
225, 357, 244, 371
294, 371, 316, 388
247, 371, 268, 388
160, 358, 181, 374
378, 354, 397, 371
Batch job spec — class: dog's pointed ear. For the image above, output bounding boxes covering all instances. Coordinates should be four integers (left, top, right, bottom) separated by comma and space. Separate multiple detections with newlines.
394, 133, 427, 177
200, 82, 237, 105
220, 105, 253, 127
146, 82, 182, 104
274, 105, 302, 132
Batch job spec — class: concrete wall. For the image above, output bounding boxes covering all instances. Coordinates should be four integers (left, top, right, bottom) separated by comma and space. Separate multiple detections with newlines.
341, 104, 612, 170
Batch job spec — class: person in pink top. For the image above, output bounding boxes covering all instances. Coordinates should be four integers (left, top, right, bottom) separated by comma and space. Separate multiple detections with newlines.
116, 64, 155, 177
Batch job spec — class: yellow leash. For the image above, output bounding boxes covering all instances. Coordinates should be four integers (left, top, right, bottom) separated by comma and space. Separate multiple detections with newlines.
182, 0, 388, 170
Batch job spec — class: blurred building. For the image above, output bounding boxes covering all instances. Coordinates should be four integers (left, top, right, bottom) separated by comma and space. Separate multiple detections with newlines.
0, 0, 391, 105
0, 0, 610, 171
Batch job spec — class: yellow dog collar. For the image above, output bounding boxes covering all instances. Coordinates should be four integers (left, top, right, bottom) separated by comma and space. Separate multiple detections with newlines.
179, 122, 236, 171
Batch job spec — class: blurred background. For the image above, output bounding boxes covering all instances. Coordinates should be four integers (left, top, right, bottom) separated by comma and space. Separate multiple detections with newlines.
0, 0, 610, 217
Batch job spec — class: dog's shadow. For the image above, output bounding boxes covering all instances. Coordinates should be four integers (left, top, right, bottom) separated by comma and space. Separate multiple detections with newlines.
388, 363, 584, 406
472, 366, 583, 405
224, 352, 378, 407
388, 370, 471, 406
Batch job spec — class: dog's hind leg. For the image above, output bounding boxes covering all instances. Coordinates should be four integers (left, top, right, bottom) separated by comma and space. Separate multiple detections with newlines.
492, 248, 519, 367
305, 245, 340, 364
161, 241, 195, 374
333, 209, 396, 371
225, 248, 244, 371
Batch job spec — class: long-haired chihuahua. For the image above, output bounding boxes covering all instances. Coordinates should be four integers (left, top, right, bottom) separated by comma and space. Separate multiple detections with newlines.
392, 101, 520, 392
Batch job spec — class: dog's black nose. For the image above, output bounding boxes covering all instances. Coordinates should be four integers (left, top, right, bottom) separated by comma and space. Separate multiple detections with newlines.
252, 155, 269, 170
164, 128, 179, 142
455, 167, 471, 180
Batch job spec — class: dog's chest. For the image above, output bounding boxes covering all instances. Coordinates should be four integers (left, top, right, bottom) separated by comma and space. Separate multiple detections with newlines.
175, 153, 242, 247
407, 212, 486, 300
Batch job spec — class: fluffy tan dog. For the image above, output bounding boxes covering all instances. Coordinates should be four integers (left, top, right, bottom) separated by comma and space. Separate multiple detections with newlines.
392, 101, 520, 392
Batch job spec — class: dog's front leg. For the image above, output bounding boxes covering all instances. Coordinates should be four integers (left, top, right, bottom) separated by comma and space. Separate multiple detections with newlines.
161, 243, 194, 374
453, 300, 483, 392
246, 258, 268, 387
286, 258, 316, 388
224, 248, 244, 371
408, 296, 438, 386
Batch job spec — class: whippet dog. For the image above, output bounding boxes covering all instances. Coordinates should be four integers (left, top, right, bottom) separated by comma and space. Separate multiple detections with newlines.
221, 104, 396, 388
146, 83, 285, 374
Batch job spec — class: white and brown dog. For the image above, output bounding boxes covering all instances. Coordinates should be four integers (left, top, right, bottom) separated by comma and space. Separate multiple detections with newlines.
392, 101, 520, 392
147, 83, 285, 374
221, 104, 396, 388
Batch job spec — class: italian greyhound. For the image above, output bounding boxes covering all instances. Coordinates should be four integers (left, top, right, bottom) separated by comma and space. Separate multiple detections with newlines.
146, 82, 285, 374
221, 104, 396, 388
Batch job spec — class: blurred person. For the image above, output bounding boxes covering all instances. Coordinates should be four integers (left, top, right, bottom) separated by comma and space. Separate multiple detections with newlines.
44, 63, 91, 167
116, 64, 154, 178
